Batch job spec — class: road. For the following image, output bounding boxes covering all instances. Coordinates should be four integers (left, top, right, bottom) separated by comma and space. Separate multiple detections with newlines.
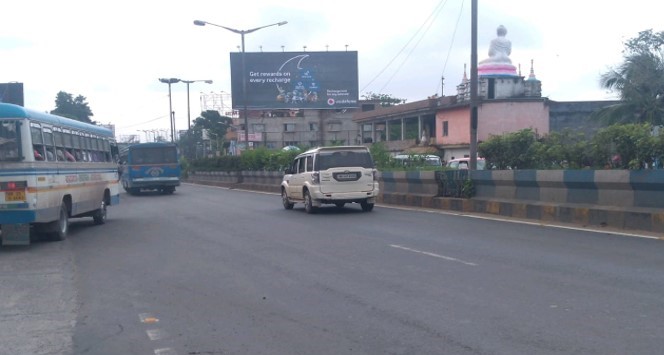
1, 183, 663, 355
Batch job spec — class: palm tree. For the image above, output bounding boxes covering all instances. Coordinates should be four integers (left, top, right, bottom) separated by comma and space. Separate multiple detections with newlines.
594, 32, 664, 126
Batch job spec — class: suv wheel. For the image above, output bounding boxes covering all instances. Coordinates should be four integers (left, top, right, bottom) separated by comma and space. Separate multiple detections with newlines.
361, 201, 374, 212
282, 188, 294, 210
304, 190, 317, 214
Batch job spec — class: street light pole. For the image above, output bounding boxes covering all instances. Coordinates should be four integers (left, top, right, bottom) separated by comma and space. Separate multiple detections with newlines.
469, 0, 478, 170
193, 19, 288, 150
181, 79, 213, 130
158, 78, 181, 142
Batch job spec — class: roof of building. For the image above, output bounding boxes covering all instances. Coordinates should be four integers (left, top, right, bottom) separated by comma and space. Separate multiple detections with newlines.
353, 96, 456, 122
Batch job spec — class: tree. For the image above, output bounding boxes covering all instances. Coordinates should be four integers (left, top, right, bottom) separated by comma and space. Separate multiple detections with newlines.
594, 30, 664, 126
590, 123, 656, 169
536, 129, 592, 169
181, 110, 233, 158
193, 110, 232, 141
478, 129, 542, 169
361, 92, 407, 107
51, 91, 95, 123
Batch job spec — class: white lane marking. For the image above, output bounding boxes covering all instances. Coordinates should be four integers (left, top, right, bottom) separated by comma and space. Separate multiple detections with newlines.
154, 348, 177, 355
147, 328, 167, 341
183, 182, 274, 195
380, 204, 663, 241
390, 244, 478, 266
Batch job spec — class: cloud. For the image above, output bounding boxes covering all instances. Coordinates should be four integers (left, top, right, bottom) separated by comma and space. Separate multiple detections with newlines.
2, 0, 662, 139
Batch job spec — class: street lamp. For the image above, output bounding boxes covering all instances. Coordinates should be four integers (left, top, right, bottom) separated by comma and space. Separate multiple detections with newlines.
181, 79, 213, 130
194, 19, 288, 149
158, 78, 181, 142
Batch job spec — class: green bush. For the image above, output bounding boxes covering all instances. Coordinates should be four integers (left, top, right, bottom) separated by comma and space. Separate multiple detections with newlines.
479, 124, 663, 170
189, 147, 300, 172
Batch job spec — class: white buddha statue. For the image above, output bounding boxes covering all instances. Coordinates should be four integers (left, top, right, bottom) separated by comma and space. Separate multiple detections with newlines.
478, 25, 517, 76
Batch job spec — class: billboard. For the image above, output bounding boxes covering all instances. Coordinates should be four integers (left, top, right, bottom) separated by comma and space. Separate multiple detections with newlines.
0, 82, 24, 106
230, 51, 358, 110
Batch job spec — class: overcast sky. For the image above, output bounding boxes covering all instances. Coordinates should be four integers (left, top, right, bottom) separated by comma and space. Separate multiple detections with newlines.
2, 0, 663, 140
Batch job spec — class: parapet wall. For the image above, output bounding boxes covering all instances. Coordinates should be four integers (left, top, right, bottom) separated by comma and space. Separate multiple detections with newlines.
471, 169, 664, 209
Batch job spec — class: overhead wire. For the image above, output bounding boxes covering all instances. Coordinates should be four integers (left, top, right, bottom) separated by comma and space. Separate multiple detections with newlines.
360, 0, 450, 95
436, 0, 465, 96
116, 115, 168, 129
379, 0, 451, 94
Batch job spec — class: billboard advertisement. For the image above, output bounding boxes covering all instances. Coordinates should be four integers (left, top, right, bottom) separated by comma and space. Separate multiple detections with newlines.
0, 82, 24, 106
230, 51, 358, 110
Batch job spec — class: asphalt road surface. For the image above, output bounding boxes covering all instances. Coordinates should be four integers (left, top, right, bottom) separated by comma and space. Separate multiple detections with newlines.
1, 183, 663, 355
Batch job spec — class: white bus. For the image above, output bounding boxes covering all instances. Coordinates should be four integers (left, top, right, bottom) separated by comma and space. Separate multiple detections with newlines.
0, 103, 120, 245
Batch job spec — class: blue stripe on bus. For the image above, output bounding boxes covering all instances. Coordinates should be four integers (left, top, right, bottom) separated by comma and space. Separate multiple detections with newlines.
0, 210, 36, 224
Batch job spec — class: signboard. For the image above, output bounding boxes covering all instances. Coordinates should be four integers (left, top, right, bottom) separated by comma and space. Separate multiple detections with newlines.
0, 82, 24, 106
236, 131, 263, 142
230, 51, 358, 110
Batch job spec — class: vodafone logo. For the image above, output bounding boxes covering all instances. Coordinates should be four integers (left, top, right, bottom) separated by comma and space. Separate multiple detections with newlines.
327, 98, 335, 106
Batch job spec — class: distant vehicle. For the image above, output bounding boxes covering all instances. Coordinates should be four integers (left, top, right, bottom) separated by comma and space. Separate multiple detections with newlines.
119, 142, 181, 195
446, 157, 486, 170
281, 145, 379, 213
394, 154, 443, 167
0, 103, 119, 245
282, 145, 301, 152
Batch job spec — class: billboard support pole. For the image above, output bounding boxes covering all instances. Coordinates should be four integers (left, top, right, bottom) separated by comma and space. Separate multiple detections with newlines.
241, 33, 248, 147
193, 20, 288, 151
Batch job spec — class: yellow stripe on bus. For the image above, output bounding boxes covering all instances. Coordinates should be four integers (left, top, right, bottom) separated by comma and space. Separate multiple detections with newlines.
26, 180, 118, 193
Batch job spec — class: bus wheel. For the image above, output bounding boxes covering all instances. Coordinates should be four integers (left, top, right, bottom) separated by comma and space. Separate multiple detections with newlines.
93, 200, 107, 225
50, 203, 69, 241
163, 187, 175, 194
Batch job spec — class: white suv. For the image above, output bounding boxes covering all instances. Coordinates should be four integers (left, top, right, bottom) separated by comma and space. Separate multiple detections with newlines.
281, 146, 379, 213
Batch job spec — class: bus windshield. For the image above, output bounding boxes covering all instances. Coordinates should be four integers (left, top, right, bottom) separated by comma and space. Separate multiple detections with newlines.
129, 146, 178, 164
0, 120, 21, 161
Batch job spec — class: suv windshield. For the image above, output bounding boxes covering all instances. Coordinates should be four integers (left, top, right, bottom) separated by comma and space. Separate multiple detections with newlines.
0, 120, 21, 161
316, 151, 374, 170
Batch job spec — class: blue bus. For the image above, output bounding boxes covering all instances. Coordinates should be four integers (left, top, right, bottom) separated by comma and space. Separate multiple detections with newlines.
119, 142, 181, 195
0, 103, 120, 245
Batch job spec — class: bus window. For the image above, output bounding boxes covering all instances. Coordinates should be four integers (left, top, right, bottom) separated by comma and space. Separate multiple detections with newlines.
75, 132, 83, 161
104, 140, 112, 162
94, 137, 103, 162
81, 133, 90, 161
43, 128, 56, 161
62, 129, 76, 161
53, 127, 66, 161
30, 124, 45, 161
0, 120, 20, 161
